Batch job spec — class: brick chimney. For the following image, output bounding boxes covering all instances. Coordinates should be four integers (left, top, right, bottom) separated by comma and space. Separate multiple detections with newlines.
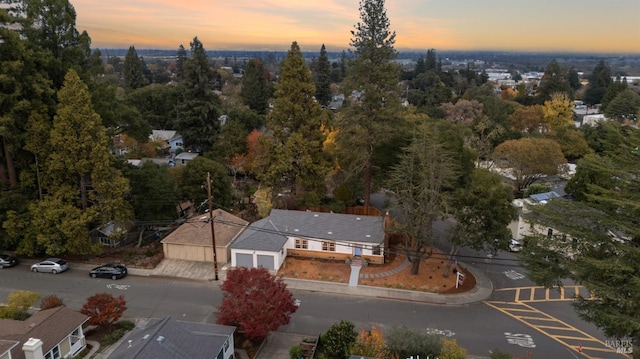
22, 338, 44, 359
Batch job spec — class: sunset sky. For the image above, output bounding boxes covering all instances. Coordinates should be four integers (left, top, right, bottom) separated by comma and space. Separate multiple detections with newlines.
71, 0, 640, 53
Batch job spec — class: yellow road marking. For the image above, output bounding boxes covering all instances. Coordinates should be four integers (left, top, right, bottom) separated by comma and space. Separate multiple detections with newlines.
485, 301, 622, 358
495, 286, 591, 303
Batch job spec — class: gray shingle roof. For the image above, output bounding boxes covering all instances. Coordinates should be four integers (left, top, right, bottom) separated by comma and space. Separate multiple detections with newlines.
230, 217, 288, 252
108, 317, 234, 359
231, 209, 385, 252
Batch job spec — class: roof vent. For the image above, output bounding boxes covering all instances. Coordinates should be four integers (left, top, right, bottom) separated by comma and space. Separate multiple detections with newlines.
143, 334, 150, 340
365, 234, 371, 238
314, 214, 319, 217
157, 336, 165, 343
328, 231, 333, 235
356, 217, 361, 220
294, 229, 299, 232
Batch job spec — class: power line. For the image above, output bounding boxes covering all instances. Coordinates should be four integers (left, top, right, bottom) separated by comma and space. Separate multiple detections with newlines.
163, 213, 526, 266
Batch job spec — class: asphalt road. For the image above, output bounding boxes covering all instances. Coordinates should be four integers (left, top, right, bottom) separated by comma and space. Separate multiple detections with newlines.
0, 261, 627, 358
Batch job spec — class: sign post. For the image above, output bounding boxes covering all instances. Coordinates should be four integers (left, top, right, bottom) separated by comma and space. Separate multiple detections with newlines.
456, 272, 464, 288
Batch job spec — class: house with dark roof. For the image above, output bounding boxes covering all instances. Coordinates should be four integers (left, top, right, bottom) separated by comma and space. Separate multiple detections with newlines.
230, 209, 386, 271
0, 306, 89, 359
107, 317, 235, 359
160, 209, 248, 264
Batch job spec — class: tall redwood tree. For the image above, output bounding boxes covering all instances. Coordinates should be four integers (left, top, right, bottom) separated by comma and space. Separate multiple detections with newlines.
216, 267, 298, 340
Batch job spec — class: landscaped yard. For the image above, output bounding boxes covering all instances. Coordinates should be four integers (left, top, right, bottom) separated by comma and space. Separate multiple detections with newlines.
277, 248, 476, 294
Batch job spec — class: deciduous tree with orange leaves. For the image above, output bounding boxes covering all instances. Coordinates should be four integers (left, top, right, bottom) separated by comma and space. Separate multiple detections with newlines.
350, 325, 389, 358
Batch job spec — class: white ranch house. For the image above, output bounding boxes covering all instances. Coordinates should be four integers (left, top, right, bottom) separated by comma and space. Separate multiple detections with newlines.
230, 209, 387, 271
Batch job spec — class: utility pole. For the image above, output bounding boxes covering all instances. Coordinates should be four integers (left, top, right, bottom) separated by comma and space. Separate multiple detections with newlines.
207, 172, 219, 281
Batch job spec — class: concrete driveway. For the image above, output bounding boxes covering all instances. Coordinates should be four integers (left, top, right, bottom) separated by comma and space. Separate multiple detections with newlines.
256, 332, 318, 359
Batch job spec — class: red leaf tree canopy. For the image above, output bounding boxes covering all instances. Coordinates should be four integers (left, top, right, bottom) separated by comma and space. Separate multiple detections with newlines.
216, 267, 298, 340
80, 293, 127, 328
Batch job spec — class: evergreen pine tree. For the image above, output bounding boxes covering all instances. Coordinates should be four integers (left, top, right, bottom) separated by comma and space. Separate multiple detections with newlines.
255, 42, 330, 205
176, 44, 187, 80
123, 46, 145, 89
337, 0, 403, 206
240, 58, 270, 115
583, 60, 612, 105
314, 44, 332, 106
601, 75, 628, 111
174, 37, 221, 152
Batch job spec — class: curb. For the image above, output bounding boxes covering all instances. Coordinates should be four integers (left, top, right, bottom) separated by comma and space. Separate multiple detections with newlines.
65, 260, 491, 306
283, 262, 493, 305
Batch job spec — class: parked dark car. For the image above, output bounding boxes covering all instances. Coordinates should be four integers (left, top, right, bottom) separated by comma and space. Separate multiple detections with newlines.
0, 254, 18, 268
89, 264, 127, 280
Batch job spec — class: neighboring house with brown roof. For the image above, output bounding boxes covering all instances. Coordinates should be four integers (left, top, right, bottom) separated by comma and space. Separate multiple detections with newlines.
160, 209, 248, 264
0, 306, 89, 359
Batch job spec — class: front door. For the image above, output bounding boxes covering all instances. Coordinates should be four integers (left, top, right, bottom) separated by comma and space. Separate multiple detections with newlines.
354, 246, 362, 257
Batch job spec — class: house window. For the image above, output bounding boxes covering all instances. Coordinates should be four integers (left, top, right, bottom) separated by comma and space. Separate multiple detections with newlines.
45, 346, 60, 359
295, 239, 308, 249
372, 245, 381, 255
322, 241, 335, 252
224, 339, 230, 352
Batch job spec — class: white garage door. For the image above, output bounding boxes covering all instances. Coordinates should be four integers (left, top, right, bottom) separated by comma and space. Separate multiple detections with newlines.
235, 253, 253, 268
257, 254, 275, 270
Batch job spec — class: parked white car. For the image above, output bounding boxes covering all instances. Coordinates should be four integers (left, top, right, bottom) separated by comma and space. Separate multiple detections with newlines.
509, 239, 523, 252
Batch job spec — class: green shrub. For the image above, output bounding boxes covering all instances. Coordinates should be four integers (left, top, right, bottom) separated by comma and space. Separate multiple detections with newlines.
524, 184, 551, 197
289, 345, 303, 359
320, 320, 357, 358
11, 311, 31, 321
386, 325, 442, 358
101, 328, 127, 346
117, 320, 136, 331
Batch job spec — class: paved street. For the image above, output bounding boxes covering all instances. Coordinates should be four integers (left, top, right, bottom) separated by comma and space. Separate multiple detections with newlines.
0, 259, 628, 358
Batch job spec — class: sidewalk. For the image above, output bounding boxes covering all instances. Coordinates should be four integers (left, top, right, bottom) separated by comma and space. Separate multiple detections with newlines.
67, 258, 492, 359
69, 258, 493, 305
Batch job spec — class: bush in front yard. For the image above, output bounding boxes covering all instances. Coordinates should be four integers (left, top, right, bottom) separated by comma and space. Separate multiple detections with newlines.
319, 320, 357, 359
99, 320, 136, 347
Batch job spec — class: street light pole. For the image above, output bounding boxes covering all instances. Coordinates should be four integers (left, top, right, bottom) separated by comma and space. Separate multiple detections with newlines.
207, 172, 219, 281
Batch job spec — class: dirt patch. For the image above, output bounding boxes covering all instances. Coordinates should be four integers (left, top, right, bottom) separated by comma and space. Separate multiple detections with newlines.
277, 250, 475, 294
68, 242, 164, 269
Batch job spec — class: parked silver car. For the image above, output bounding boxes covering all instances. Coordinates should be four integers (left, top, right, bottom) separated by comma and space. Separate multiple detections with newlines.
0, 254, 18, 268
30, 258, 69, 274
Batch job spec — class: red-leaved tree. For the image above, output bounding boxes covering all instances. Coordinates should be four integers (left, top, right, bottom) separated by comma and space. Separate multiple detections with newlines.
216, 267, 298, 340
80, 293, 127, 328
